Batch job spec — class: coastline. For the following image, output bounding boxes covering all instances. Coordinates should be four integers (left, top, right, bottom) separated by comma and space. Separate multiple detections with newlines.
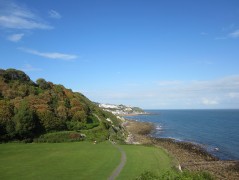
120, 112, 151, 117
123, 119, 239, 180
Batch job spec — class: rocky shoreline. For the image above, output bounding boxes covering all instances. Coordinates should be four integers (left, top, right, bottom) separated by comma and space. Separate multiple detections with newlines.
123, 119, 239, 180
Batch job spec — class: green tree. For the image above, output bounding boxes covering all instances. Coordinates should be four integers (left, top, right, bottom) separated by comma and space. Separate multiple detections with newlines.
14, 101, 38, 139
36, 78, 50, 89
0, 100, 14, 140
3, 69, 30, 82
72, 110, 87, 122
67, 110, 87, 131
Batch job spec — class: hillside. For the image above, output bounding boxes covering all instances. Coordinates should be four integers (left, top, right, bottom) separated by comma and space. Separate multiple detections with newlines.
0, 68, 125, 142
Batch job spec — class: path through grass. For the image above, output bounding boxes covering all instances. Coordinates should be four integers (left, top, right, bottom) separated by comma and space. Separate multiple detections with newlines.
0, 142, 174, 180
118, 144, 174, 180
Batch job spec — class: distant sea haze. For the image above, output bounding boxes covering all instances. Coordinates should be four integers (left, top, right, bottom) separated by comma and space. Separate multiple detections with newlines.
126, 110, 239, 160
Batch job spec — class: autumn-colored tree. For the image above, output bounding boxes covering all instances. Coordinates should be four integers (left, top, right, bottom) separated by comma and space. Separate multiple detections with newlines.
38, 110, 65, 132
0, 68, 111, 141
56, 105, 68, 121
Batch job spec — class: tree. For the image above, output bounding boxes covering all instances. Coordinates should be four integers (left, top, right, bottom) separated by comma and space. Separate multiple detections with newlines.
67, 110, 87, 131
56, 105, 68, 121
36, 78, 50, 89
72, 110, 87, 122
38, 110, 65, 132
14, 101, 38, 139
0, 100, 14, 140
3, 69, 30, 82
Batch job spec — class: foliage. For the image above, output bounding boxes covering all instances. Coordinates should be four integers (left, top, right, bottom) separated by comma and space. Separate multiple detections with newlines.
35, 131, 84, 143
2, 68, 31, 82
38, 110, 65, 132
13, 101, 39, 139
0, 100, 14, 140
36, 78, 50, 89
82, 126, 109, 142
0, 68, 124, 142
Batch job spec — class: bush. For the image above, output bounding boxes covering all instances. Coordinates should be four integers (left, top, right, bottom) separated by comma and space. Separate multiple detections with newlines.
35, 131, 84, 143
82, 126, 109, 142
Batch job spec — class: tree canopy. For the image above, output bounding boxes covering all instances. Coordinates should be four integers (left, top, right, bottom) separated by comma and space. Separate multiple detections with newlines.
0, 68, 122, 142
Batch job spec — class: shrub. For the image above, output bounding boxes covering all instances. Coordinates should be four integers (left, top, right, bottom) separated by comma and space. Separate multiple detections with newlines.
35, 131, 84, 143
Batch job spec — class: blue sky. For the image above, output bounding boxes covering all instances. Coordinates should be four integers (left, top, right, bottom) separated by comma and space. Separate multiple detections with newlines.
1, 0, 239, 109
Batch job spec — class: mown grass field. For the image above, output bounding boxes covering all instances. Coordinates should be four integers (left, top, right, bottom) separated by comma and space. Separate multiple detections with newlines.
0, 142, 173, 180
118, 144, 173, 179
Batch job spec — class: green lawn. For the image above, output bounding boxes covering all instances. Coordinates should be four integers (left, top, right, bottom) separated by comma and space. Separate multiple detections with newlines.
0, 142, 120, 180
0, 142, 174, 180
118, 145, 173, 180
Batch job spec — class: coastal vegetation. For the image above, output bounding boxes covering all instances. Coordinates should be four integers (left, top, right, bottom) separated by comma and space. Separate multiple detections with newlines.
0, 68, 125, 143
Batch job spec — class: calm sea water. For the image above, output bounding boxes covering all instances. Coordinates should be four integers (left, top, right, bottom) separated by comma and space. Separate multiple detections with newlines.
126, 110, 239, 160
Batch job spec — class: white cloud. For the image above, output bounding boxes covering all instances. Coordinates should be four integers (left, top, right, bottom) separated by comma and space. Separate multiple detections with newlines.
229, 29, 239, 38
84, 76, 239, 109
48, 10, 61, 19
19, 47, 78, 61
21, 64, 42, 72
202, 98, 218, 105
0, 1, 52, 30
7, 33, 24, 42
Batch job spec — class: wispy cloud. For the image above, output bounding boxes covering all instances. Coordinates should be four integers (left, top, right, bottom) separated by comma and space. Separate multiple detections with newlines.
229, 29, 239, 38
85, 76, 239, 109
7, 33, 24, 42
48, 10, 61, 19
21, 64, 42, 72
0, 0, 52, 30
19, 47, 78, 61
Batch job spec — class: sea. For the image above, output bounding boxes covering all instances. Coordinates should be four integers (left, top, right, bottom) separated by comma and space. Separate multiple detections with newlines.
125, 110, 239, 160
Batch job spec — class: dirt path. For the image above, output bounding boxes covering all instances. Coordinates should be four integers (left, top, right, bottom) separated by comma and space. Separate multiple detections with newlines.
108, 144, 127, 180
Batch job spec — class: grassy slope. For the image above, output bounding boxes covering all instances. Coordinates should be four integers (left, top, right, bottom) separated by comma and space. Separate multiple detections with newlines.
0, 143, 173, 180
118, 145, 173, 180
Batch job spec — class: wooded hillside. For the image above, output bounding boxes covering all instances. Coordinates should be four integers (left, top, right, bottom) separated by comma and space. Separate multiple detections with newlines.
0, 69, 124, 142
